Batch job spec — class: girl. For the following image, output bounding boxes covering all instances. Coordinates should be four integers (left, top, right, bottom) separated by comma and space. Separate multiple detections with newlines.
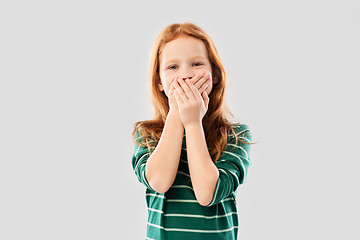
131, 22, 254, 240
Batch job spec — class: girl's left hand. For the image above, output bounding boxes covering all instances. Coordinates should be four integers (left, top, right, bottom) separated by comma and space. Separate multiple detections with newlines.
173, 75, 211, 128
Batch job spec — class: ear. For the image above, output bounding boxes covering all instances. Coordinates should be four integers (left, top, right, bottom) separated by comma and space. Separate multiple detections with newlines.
213, 75, 218, 84
213, 69, 221, 84
158, 82, 164, 91
157, 75, 164, 91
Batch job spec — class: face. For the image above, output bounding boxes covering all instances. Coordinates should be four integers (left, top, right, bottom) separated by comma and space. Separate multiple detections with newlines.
158, 36, 214, 97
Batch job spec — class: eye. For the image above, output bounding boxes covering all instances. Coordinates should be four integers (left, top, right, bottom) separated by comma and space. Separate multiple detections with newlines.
193, 62, 203, 67
168, 65, 178, 70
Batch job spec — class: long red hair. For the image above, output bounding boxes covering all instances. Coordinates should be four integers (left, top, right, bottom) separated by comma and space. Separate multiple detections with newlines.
132, 22, 253, 162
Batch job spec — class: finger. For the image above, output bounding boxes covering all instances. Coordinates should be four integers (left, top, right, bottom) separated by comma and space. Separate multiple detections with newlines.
189, 73, 204, 84
174, 79, 188, 102
189, 73, 205, 89
173, 88, 184, 105
178, 78, 196, 100
194, 73, 211, 90
170, 77, 180, 94
168, 80, 175, 96
202, 90, 209, 109
187, 80, 203, 102
198, 78, 211, 93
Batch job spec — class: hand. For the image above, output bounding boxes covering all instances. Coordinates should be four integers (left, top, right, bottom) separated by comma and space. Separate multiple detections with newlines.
173, 73, 211, 128
169, 73, 210, 113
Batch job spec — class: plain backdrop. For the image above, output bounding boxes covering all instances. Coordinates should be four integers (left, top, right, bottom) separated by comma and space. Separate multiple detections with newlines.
1, 0, 359, 239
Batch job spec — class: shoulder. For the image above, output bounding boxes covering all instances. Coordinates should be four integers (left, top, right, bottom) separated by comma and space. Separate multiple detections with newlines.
227, 122, 252, 143
132, 122, 143, 143
132, 121, 158, 148
231, 123, 250, 131
228, 122, 251, 135
132, 121, 151, 146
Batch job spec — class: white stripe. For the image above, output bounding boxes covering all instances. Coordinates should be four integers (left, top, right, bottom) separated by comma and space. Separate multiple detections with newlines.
228, 128, 249, 138
221, 197, 235, 203
222, 150, 247, 161
164, 211, 237, 219
177, 171, 190, 177
134, 142, 141, 158
208, 178, 220, 206
219, 168, 238, 181
165, 196, 233, 203
145, 237, 156, 240
166, 199, 198, 203
148, 208, 163, 214
147, 222, 238, 233
236, 128, 249, 136
141, 168, 145, 178
171, 185, 193, 190
239, 136, 251, 143
220, 151, 246, 170
136, 162, 145, 173
146, 193, 165, 199
227, 169, 238, 179
134, 152, 149, 171
219, 161, 243, 181
219, 168, 229, 176
226, 144, 249, 158
219, 168, 236, 181
180, 159, 187, 164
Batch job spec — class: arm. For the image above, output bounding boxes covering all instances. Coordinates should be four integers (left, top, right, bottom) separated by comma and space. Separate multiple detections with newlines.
206, 125, 252, 207
171, 74, 253, 206
172, 75, 218, 205
185, 122, 219, 206
132, 78, 206, 193
144, 110, 184, 193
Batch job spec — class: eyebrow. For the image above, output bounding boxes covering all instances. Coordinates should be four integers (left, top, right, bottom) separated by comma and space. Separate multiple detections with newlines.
164, 56, 206, 65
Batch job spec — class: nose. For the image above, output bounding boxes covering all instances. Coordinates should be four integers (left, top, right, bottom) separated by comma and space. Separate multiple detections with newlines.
180, 67, 194, 80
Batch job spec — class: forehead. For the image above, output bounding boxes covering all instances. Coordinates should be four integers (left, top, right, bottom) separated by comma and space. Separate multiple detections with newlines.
160, 36, 208, 63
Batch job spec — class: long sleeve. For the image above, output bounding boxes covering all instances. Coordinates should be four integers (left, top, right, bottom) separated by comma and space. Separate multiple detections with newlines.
131, 126, 156, 192
207, 124, 252, 207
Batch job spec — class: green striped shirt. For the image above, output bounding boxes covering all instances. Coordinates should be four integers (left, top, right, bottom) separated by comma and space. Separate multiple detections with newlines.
131, 123, 252, 240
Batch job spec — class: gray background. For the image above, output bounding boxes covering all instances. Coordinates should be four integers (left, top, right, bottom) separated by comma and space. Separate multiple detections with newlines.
1, 0, 359, 239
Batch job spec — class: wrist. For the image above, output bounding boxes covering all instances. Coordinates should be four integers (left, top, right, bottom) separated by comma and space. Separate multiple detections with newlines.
184, 121, 202, 131
168, 108, 180, 118
167, 110, 184, 126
